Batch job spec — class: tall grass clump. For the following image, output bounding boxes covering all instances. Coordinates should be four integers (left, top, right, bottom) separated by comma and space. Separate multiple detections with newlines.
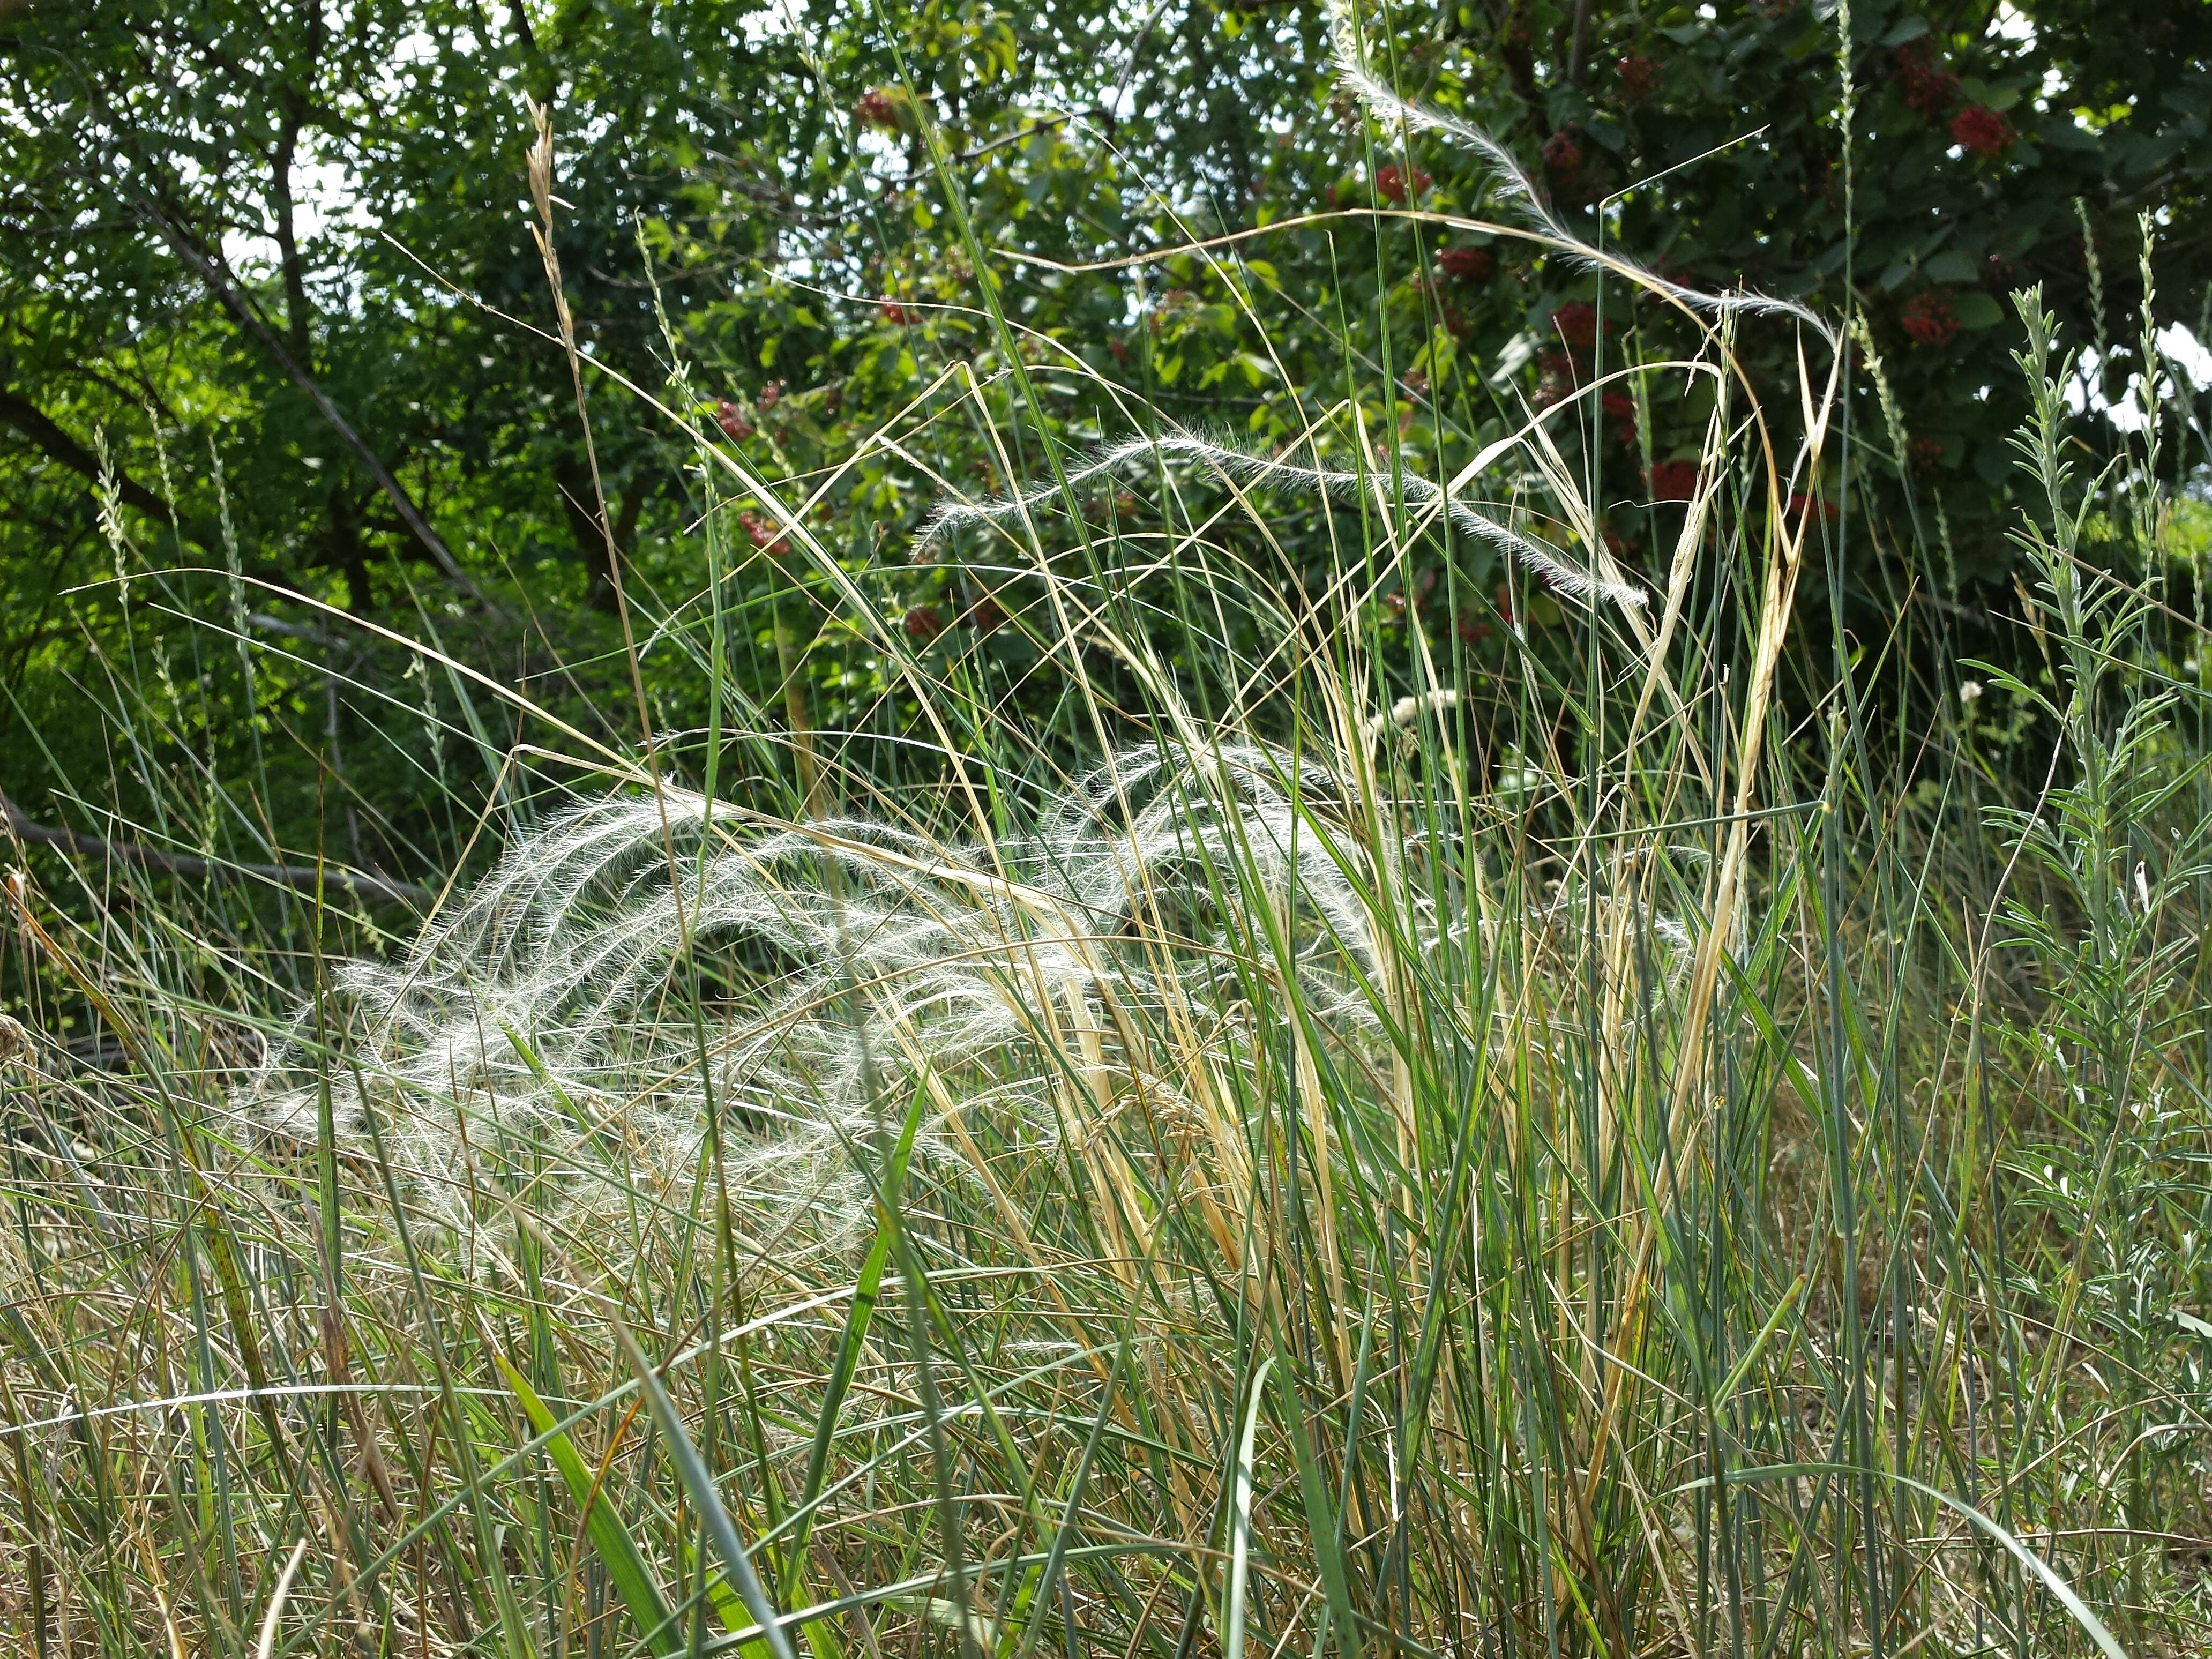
5, 13, 2212, 1659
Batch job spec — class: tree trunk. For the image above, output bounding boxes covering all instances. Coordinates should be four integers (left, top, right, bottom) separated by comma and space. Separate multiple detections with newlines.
0, 387, 180, 527
555, 461, 619, 611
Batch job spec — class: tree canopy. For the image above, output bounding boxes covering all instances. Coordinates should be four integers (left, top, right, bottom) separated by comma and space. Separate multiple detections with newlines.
4, 0, 2207, 865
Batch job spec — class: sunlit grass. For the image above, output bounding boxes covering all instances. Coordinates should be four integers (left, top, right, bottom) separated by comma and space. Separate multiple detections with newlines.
3, 17, 2210, 1659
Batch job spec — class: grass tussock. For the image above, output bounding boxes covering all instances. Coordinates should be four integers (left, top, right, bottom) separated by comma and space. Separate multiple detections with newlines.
5, 16, 2212, 1659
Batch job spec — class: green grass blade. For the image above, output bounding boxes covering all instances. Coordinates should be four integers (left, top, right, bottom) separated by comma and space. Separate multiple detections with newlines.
497, 1354, 682, 1659
614, 1321, 799, 1659
779, 1078, 927, 1605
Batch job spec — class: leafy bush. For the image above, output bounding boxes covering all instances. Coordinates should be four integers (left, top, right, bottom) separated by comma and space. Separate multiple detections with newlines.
5, 5, 2212, 1657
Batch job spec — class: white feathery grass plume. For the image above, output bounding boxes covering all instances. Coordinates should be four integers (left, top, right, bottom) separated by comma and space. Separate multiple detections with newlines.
242, 744, 1409, 1273
1326, 1, 1837, 348
1362, 689, 1459, 751
917, 428, 1647, 609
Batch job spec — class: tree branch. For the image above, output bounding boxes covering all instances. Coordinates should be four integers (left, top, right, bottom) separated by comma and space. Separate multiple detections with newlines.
270, 0, 325, 363
271, 110, 316, 362
126, 196, 492, 607
555, 465, 618, 610
2, 793, 429, 903
1567, 0, 1592, 86
0, 387, 176, 524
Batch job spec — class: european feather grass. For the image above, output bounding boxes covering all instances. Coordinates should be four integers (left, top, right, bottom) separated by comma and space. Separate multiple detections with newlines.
243, 744, 1408, 1281
916, 429, 1649, 608
6, 19, 2212, 1659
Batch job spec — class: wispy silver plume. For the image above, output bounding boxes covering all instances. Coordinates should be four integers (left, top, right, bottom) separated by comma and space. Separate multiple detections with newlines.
917, 428, 1647, 609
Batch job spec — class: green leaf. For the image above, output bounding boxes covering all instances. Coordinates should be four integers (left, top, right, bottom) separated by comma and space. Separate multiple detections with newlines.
2041, 115, 2102, 152
779, 1079, 928, 1605
1267, 1339, 1361, 1659
498, 1355, 683, 1658
1222, 1357, 1273, 1659
1953, 291, 2006, 330
614, 1327, 799, 1659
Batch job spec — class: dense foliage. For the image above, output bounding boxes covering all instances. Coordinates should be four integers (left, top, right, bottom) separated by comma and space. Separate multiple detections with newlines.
13, 5, 2212, 1656
3, 0, 2209, 860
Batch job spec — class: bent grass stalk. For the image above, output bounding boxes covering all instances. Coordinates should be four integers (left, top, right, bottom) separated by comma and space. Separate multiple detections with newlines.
8, 17, 2212, 1659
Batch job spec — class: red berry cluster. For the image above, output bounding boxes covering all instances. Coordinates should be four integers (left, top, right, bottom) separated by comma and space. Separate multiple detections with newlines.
1535, 350, 1576, 412
1438, 245, 1492, 282
1894, 42, 1958, 117
1951, 104, 2014, 158
1551, 300, 1600, 350
1648, 459, 1699, 502
1908, 436, 1945, 472
1375, 162, 1431, 203
1541, 125, 1583, 175
879, 300, 913, 324
1615, 55, 1659, 106
1601, 391, 1637, 446
903, 603, 944, 642
1900, 292, 1960, 348
737, 510, 787, 555
854, 87, 899, 129
715, 398, 753, 442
